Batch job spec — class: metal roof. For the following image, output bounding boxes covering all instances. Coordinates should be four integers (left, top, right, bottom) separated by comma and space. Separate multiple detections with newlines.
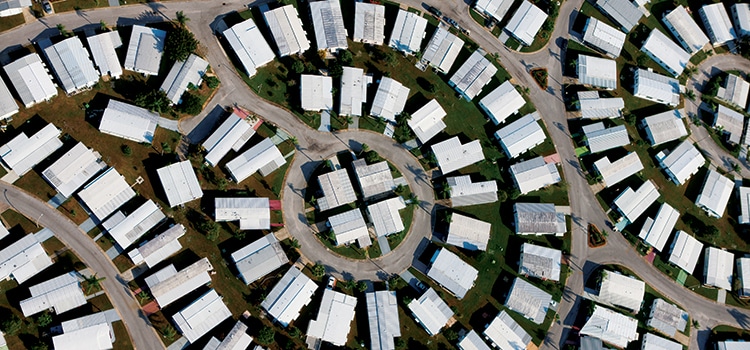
432, 137, 485, 175
20, 272, 86, 317
479, 80, 526, 125
475, 0, 514, 22
204, 321, 253, 350
510, 156, 561, 195
261, 266, 317, 327
367, 197, 406, 237
668, 230, 703, 274
593, 152, 643, 188
578, 91, 624, 119
0, 123, 62, 176
352, 158, 395, 199
446, 213, 491, 251
458, 330, 491, 350
42, 36, 99, 94
389, 10, 427, 54
307, 288, 357, 347
613, 180, 659, 223
366, 290, 400, 350
77, 167, 135, 220
663, 6, 710, 53
223, 18, 275, 77
149, 257, 213, 307
300, 74, 333, 111
231, 234, 288, 285
579, 305, 638, 348
124, 25, 167, 75
483, 310, 531, 350
99, 99, 159, 143
577, 55, 617, 90
715, 104, 746, 144
495, 112, 546, 158
733, 4, 750, 37
447, 175, 498, 207
4, 53, 57, 107
427, 248, 478, 299
215, 197, 271, 230
704, 246, 734, 290
739, 257, 750, 298
160, 54, 209, 104
157, 160, 203, 207
595, 0, 643, 32
449, 51, 497, 100
329, 208, 370, 247
172, 289, 231, 343
504, 277, 551, 324
371, 77, 410, 122
339, 66, 372, 117
225, 137, 286, 182
0, 234, 51, 283
128, 224, 186, 268
408, 99, 446, 144
657, 140, 703, 185
641, 29, 690, 77
696, 169, 733, 218
0, 0, 30, 15
641, 333, 682, 350
203, 112, 259, 167
582, 18, 626, 58
633, 68, 680, 106
717, 74, 749, 108
86, 31, 123, 78
642, 109, 687, 146
309, 0, 348, 51
638, 202, 678, 252
647, 298, 688, 337
105, 199, 165, 250
598, 271, 645, 311
407, 288, 454, 336
700, 3, 737, 46
0, 73, 18, 121
519, 243, 561, 281
583, 122, 629, 153
263, 5, 310, 56
505, 0, 548, 46
52, 322, 111, 350
740, 187, 750, 224
514, 202, 566, 235
353, 2, 385, 45
718, 341, 750, 350
42, 142, 106, 198
422, 27, 464, 73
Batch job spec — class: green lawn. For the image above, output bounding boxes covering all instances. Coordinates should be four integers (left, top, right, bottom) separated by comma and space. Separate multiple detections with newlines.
0, 13, 24, 33
52, 0, 108, 13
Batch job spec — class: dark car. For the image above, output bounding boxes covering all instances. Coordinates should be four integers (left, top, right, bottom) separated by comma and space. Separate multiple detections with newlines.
443, 16, 458, 27
427, 5, 441, 18
42, 1, 52, 13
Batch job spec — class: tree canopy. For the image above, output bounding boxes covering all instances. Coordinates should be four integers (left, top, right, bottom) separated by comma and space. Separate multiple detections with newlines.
165, 27, 198, 62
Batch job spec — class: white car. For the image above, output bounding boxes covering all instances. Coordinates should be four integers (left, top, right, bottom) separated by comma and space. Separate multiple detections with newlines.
327, 276, 337, 289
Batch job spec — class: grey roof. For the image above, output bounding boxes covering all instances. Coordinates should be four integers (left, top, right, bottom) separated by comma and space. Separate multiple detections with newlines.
704, 246, 734, 290
447, 175, 498, 207
713, 104, 743, 145
595, 0, 643, 32
446, 213, 491, 251
42, 142, 106, 198
578, 91, 624, 119
431, 137, 485, 174
474, 0, 514, 22
647, 298, 688, 337
577, 55, 617, 90
172, 289, 231, 343
148, 258, 213, 307
696, 169, 733, 218
261, 266, 317, 327
427, 248, 478, 299
598, 271, 645, 311
738, 257, 750, 298
318, 168, 356, 211
99, 99, 159, 143
421, 27, 464, 73
203, 112, 259, 167
634, 68, 681, 106
20, 272, 86, 317
0, 0, 31, 14
309, 0, 348, 51
510, 157, 562, 195
663, 6, 710, 53
306, 288, 357, 347
641, 333, 682, 350
668, 230, 703, 274
479, 80, 526, 125
203, 321, 253, 350
370, 76, 409, 122
514, 202, 566, 235
328, 208, 370, 247
582, 18, 626, 58
223, 18, 275, 77
86, 31, 123, 78
367, 197, 406, 237
124, 25, 167, 75
582, 122, 629, 153
519, 243, 561, 281
457, 330, 491, 350
389, 9, 427, 54
77, 167, 136, 220
505, 0, 548, 46
733, 4, 750, 37
613, 180, 659, 223
0, 70, 18, 120
580, 305, 638, 348
716, 74, 750, 108
160, 54, 209, 104
263, 5, 310, 56
593, 152, 644, 188
353, 2, 385, 45
494, 112, 546, 158
157, 160, 203, 207
352, 158, 395, 199
231, 234, 288, 285
407, 288, 454, 336
641, 29, 691, 77
225, 138, 286, 182
642, 109, 687, 146
215, 197, 270, 230
0, 123, 62, 176
0, 234, 52, 284
128, 224, 186, 268
700, 3, 737, 46
449, 51, 497, 99
104, 199, 165, 250
42, 36, 99, 94
483, 310, 531, 350
504, 277, 551, 324
366, 291, 401, 350
4, 53, 57, 107
656, 140, 703, 185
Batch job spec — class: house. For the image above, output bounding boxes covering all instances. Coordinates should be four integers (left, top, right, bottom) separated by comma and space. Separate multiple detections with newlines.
421, 27, 464, 73
663, 6, 710, 54
371, 77, 410, 122
41, 36, 100, 94
598, 270, 645, 311
127, 224, 186, 268
98, 99, 159, 143
639, 202, 679, 251
366, 290, 400, 350
647, 299, 688, 337
641, 333, 682, 350
3, 53, 57, 107
103, 199, 165, 250
427, 248, 478, 299
172, 289, 231, 344
479, 81, 526, 125
583, 122, 629, 153
714, 105, 745, 144
449, 51, 497, 100
447, 175, 498, 207
0, 123, 62, 176
577, 91, 625, 119
738, 257, 750, 298
474, 0, 514, 23
458, 330, 490, 350
307, 288, 357, 347
483, 310, 532, 350
328, 208, 371, 247
641, 29, 690, 77
157, 160, 203, 207
52, 315, 113, 350
668, 230, 703, 274
580, 305, 638, 348
582, 18, 626, 58
231, 234, 288, 285
613, 180, 659, 224
633, 68, 681, 106
577, 55, 618, 90
309, 0, 348, 52
494, 112, 546, 158
0, 234, 52, 283
595, 0, 643, 32
225, 138, 286, 182
408, 99, 447, 144
352, 158, 395, 200
216, 196, 270, 230
202, 111, 261, 167
593, 152, 644, 187
42, 142, 106, 198
696, 169, 733, 218
700, 3, 737, 46
353, 2, 385, 45
76, 167, 136, 220
317, 169, 357, 211
20, 272, 86, 317
124, 25, 167, 75
0, 77, 17, 121
717, 341, 750, 350
704, 246, 734, 290
223, 18, 275, 77
655, 140, 703, 185
509, 156, 561, 194
408, 288, 454, 336
146, 258, 214, 307
389, 10, 427, 55
339, 66, 372, 117
160, 54, 209, 104
86, 31, 123, 78
505, 0, 548, 46
732, 4, 750, 38
504, 277, 552, 324
432, 137, 484, 175
641, 110, 688, 146
0, 0, 30, 17
367, 197, 406, 237
261, 266, 317, 327
716, 74, 749, 108
300, 74, 333, 111
446, 213, 491, 251
740, 187, 750, 224
203, 321, 253, 350
262, 4, 310, 56
519, 243, 561, 281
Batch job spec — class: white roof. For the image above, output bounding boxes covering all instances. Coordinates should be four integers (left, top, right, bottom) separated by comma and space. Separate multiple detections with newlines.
52, 322, 111, 350
449, 51, 497, 100
99, 99, 159, 143
715, 104, 746, 144
733, 4, 750, 37
495, 113, 546, 158
149, 258, 213, 307
366, 290, 400, 350
172, 289, 231, 343
657, 140, 703, 185
263, 5, 310, 56
352, 158, 395, 199
371, 77, 410, 122
504, 277, 552, 324
704, 246, 734, 290
458, 330, 490, 350
329, 208, 370, 247
422, 27, 464, 73
717, 341, 750, 350
309, 0, 348, 51
582, 18, 626, 58
367, 197, 406, 237
0, 123, 62, 176
739, 257, 750, 297
595, 0, 643, 32
408, 99, 447, 143
519, 243, 561, 281
231, 234, 288, 285
42, 142, 106, 198
475, 0, 514, 22
663, 6, 710, 53
301, 74, 333, 111
578, 55, 617, 90
353, 2, 385, 45
77, 167, 136, 220
717, 74, 750, 108
641, 29, 690, 77
510, 157, 561, 195
105, 199, 165, 250
261, 266, 317, 327
579, 305, 638, 348
642, 110, 687, 146
225, 138, 286, 182
20, 272, 86, 317
483, 310, 531, 350
339, 66, 372, 117
668, 230, 703, 273
505, 0, 548, 46
642, 333, 682, 350
42, 36, 99, 94
613, 180, 660, 223
0, 234, 52, 284
634, 69, 681, 106
427, 248, 478, 299
204, 321, 253, 350
86, 31, 123, 78
157, 160, 203, 207
4, 53, 57, 108
0, 73, 18, 121
203, 112, 259, 167
647, 298, 688, 337
700, 3, 737, 45
431, 137, 484, 174
389, 10, 427, 54
447, 175, 498, 207
514, 202, 566, 235
128, 224, 186, 268
215, 197, 271, 230
740, 187, 750, 224
638, 202, 679, 251
408, 288, 454, 336
583, 122, 629, 153
223, 18, 275, 77
446, 213, 491, 251
479, 81, 526, 125
160, 54, 209, 104
0, 0, 31, 15
593, 152, 643, 188
696, 169, 733, 218
307, 288, 357, 346
598, 271, 645, 311
578, 91, 624, 119
124, 25, 167, 75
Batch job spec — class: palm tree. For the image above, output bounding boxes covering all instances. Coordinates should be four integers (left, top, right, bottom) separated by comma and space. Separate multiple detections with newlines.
407, 193, 419, 207
360, 143, 370, 154
99, 20, 108, 32
290, 238, 301, 249
175, 11, 189, 27
56, 24, 67, 37
84, 274, 106, 294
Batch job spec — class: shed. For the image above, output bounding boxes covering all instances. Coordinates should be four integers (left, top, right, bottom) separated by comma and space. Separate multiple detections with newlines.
307, 288, 357, 347
77, 167, 136, 220
225, 138, 286, 182
446, 213, 491, 251
668, 230, 703, 274
263, 5, 310, 56
353, 2, 385, 45
261, 267, 317, 327
431, 137, 484, 175
579, 305, 638, 348
593, 152, 643, 188
98, 99, 159, 143
389, 10, 427, 55
0, 123, 62, 176
641, 29, 690, 77
231, 234, 288, 285
427, 248, 478, 299
577, 91, 624, 119
3, 53, 57, 108
421, 27, 464, 73
633, 68, 681, 106
504, 277, 552, 324
42, 36, 100, 94
449, 51, 497, 100
223, 18, 275, 77
300, 74, 333, 111
505, 1, 548, 46
370, 77, 410, 122
86, 31, 123, 78
577, 55, 617, 90
127, 224, 186, 268
328, 208, 371, 247
655, 140, 703, 185
582, 17, 626, 58
582, 122, 628, 153
172, 289, 231, 344
519, 243, 561, 281
447, 175, 498, 207
663, 6, 710, 54
42, 142, 106, 198
309, 0, 348, 52
20, 272, 86, 317
612, 180, 659, 223
366, 290, 400, 350
339, 66, 372, 117
509, 157, 561, 194
317, 169, 356, 211
514, 202, 566, 235
641, 109, 687, 146
479, 80, 526, 125
638, 202, 679, 251
352, 158, 395, 200
367, 197, 406, 237
202, 111, 261, 167
160, 54, 209, 104
494, 112, 546, 158
700, 3, 737, 46
704, 246, 733, 290
157, 160, 203, 207
124, 25, 167, 75
408, 99, 447, 144
104, 199, 165, 250
407, 288, 454, 336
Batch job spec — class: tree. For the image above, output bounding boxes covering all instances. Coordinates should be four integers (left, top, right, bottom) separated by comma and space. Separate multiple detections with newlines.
199, 218, 221, 241
175, 11, 190, 27
356, 281, 367, 292
161, 325, 177, 341
36, 311, 52, 328
395, 112, 411, 128
204, 76, 220, 89
137, 290, 151, 302
328, 62, 343, 78
444, 328, 458, 342
56, 24, 67, 37
360, 143, 370, 154
84, 274, 106, 294
292, 60, 305, 74
340, 50, 353, 65
30, 342, 48, 350
383, 50, 398, 67
165, 26, 198, 62
290, 238, 301, 249
636, 54, 648, 66
1, 314, 22, 335
342, 279, 356, 290
99, 20, 108, 32
121, 144, 132, 156
161, 142, 172, 154
257, 326, 275, 345
407, 193, 419, 207
312, 264, 326, 278
289, 326, 301, 338
135, 89, 173, 114
178, 91, 203, 115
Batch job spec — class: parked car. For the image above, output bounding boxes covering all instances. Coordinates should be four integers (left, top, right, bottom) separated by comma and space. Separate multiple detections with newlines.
327, 276, 337, 289
443, 16, 458, 27
42, 1, 52, 13
427, 5, 441, 18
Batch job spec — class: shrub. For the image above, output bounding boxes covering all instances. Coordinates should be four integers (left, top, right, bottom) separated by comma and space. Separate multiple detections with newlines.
205, 76, 220, 89
257, 326, 275, 345
121, 144, 132, 156
178, 92, 203, 115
